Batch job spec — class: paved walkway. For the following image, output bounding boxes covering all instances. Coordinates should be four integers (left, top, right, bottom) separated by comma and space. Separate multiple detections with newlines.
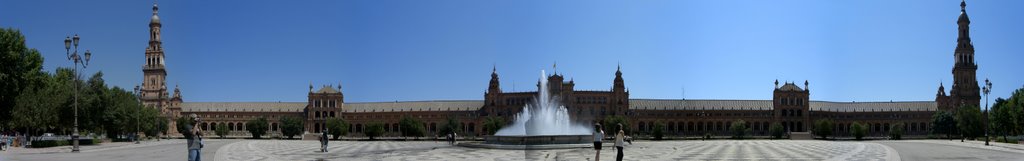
8, 139, 1020, 161
214, 140, 900, 161
0, 139, 239, 161
877, 140, 1023, 161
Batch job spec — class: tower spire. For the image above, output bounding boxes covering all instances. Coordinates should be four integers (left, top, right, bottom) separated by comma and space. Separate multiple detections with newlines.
961, 0, 966, 12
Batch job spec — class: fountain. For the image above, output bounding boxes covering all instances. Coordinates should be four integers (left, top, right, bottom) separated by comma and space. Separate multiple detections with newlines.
466, 70, 593, 149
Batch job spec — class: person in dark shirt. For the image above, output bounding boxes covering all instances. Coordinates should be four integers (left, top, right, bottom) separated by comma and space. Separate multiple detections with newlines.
186, 114, 203, 161
321, 129, 329, 152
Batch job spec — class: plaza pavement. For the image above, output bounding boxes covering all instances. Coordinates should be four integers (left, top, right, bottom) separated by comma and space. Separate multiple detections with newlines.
3, 139, 1022, 161
214, 140, 900, 161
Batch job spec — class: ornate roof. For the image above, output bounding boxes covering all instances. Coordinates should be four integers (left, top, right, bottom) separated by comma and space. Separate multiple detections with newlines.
342, 100, 483, 113
778, 83, 803, 91
315, 86, 340, 94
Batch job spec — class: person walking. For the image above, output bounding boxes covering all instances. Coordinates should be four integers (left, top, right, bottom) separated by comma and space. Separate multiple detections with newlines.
1, 134, 7, 151
321, 129, 329, 152
614, 124, 626, 161
186, 114, 204, 161
593, 123, 604, 161
445, 133, 451, 145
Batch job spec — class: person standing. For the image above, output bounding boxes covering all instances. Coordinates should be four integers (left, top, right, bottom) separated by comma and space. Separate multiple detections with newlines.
321, 129, 329, 152
187, 114, 203, 161
1, 134, 7, 151
614, 124, 626, 161
593, 123, 604, 161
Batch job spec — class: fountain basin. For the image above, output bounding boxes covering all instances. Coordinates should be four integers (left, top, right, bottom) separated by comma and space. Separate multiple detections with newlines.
484, 135, 592, 145
458, 135, 595, 150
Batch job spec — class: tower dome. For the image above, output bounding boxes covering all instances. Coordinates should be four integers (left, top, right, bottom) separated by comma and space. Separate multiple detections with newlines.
150, 3, 160, 24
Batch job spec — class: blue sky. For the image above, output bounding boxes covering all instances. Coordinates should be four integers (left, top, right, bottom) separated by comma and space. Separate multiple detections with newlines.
2, 0, 1022, 107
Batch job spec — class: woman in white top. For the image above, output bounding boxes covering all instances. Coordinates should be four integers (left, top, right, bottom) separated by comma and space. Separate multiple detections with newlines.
593, 123, 604, 161
614, 123, 626, 161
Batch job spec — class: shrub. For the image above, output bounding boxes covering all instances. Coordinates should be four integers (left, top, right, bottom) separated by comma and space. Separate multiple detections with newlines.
364, 122, 386, 140
30, 140, 68, 148
215, 123, 229, 139
246, 117, 269, 139
326, 118, 349, 140
439, 117, 461, 137
279, 116, 304, 139
730, 120, 750, 139
482, 116, 505, 135
769, 122, 785, 139
603, 116, 631, 136
399, 116, 427, 138
889, 123, 904, 140
652, 121, 666, 140
851, 122, 867, 140
813, 119, 834, 140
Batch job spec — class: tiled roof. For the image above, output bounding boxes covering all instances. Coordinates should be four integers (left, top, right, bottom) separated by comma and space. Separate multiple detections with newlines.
809, 101, 936, 112
342, 100, 484, 113
182, 102, 306, 112
629, 99, 773, 110
629, 99, 937, 112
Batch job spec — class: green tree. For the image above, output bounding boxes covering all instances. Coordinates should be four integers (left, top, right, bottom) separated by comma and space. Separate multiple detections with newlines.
215, 123, 229, 139
80, 72, 107, 134
851, 122, 867, 140
990, 98, 1014, 142
102, 86, 143, 140
326, 118, 349, 140
0, 28, 45, 126
439, 116, 461, 136
812, 119, 834, 140
730, 120, 750, 139
247, 117, 269, 139
399, 116, 426, 138
482, 116, 505, 135
140, 106, 163, 138
889, 123, 904, 140
1006, 88, 1024, 136
10, 73, 60, 137
279, 116, 304, 139
956, 105, 984, 140
931, 111, 958, 140
364, 122, 386, 140
652, 121, 666, 140
176, 116, 196, 138
769, 122, 785, 139
154, 116, 170, 138
602, 115, 631, 135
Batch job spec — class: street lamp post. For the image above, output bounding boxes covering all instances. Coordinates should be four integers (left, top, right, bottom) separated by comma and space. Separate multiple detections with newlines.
134, 85, 141, 144
64, 34, 91, 152
983, 78, 992, 146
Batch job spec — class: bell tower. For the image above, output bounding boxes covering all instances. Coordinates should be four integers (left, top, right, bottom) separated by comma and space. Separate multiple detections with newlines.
948, 0, 981, 111
141, 2, 169, 111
